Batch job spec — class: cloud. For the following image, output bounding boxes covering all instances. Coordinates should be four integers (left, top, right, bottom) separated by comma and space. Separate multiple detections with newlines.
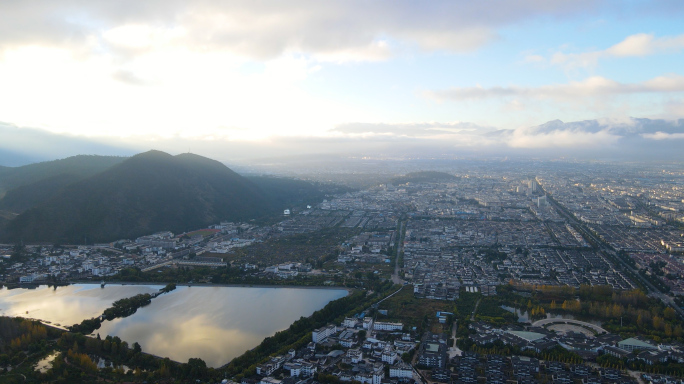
550, 33, 684, 68
424, 75, 684, 101
0, 0, 601, 62
3, 117, 684, 166
641, 132, 684, 140
331, 122, 492, 137
523, 54, 545, 64
506, 126, 621, 148
95, 116, 684, 159
0, 122, 135, 165
111, 69, 156, 86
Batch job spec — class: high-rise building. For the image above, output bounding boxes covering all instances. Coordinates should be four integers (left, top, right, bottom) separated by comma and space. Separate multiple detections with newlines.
537, 195, 548, 208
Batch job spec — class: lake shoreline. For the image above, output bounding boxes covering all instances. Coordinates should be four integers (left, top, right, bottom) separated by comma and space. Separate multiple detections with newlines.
68, 280, 354, 293
2, 283, 351, 367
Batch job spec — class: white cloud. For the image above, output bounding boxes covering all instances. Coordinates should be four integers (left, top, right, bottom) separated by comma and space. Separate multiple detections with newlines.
424, 75, 684, 101
507, 126, 621, 148
331, 122, 492, 136
0, 0, 609, 141
4, 117, 684, 164
641, 132, 684, 140
523, 54, 545, 64
0, 45, 364, 140
550, 33, 684, 68
330, 119, 634, 150
0, 0, 600, 62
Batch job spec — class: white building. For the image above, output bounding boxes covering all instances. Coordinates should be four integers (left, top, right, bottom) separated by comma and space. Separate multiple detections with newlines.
343, 317, 358, 328
373, 321, 403, 331
312, 324, 337, 343
19, 275, 35, 283
389, 362, 413, 379
372, 369, 385, 384
259, 377, 281, 384
381, 347, 397, 364
284, 361, 317, 377
300, 362, 316, 377
256, 363, 278, 376
347, 348, 363, 364
92, 267, 112, 276
537, 195, 549, 208
618, 337, 658, 352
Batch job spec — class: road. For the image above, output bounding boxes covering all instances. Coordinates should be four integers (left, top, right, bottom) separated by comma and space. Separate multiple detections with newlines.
542, 186, 684, 320
391, 220, 406, 285
448, 319, 462, 358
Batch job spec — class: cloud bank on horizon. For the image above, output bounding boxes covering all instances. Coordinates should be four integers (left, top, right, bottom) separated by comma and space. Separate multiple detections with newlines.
0, 0, 683, 158
2, 117, 683, 166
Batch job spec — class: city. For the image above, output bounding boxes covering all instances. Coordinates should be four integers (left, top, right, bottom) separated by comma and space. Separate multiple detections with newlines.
1, 1, 684, 382
2, 160, 684, 383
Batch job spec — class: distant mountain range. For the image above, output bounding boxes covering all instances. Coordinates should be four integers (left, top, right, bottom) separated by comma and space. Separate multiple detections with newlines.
0, 150, 323, 244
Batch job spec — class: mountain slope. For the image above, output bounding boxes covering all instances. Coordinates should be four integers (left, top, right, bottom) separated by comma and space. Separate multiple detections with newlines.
0, 155, 126, 196
1, 151, 272, 244
0, 174, 82, 213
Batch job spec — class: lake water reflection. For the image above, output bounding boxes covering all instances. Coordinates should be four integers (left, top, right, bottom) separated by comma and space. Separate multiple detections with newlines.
0, 284, 160, 326
0, 284, 348, 367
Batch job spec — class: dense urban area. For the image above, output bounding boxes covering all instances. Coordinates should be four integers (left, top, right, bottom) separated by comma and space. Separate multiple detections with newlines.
2, 160, 684, 384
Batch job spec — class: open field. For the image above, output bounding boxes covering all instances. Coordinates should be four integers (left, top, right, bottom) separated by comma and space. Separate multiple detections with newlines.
377, 285, 453, 333
184, 229, 221, 237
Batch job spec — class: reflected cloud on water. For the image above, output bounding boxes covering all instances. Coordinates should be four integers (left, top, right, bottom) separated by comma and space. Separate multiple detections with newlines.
1, 284, 347, 368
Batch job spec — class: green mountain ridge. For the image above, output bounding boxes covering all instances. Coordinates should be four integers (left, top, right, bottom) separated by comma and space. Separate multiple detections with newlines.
0, 174, 82, 213
0, 155, 126, 197
0, 150, 300, 244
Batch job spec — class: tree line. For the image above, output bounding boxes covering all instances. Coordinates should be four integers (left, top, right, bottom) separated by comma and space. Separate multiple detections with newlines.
69, 284, 176, 334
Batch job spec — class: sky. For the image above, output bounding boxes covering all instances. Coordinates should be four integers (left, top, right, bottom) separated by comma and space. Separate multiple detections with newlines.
1, 0, 684, 163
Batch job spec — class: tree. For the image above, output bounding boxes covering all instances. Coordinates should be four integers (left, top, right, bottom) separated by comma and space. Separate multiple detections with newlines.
652, 316, 664, 330
663, 307, 676, 320
10, 244, 26, 262
186, 357, 208, 379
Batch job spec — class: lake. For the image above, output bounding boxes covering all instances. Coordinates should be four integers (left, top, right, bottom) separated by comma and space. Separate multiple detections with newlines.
0, 284, 348, 367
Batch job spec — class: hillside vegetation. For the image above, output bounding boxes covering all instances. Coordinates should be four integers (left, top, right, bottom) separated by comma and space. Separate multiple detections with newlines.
0, 151, 324, 244
0, 155, 125, 196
